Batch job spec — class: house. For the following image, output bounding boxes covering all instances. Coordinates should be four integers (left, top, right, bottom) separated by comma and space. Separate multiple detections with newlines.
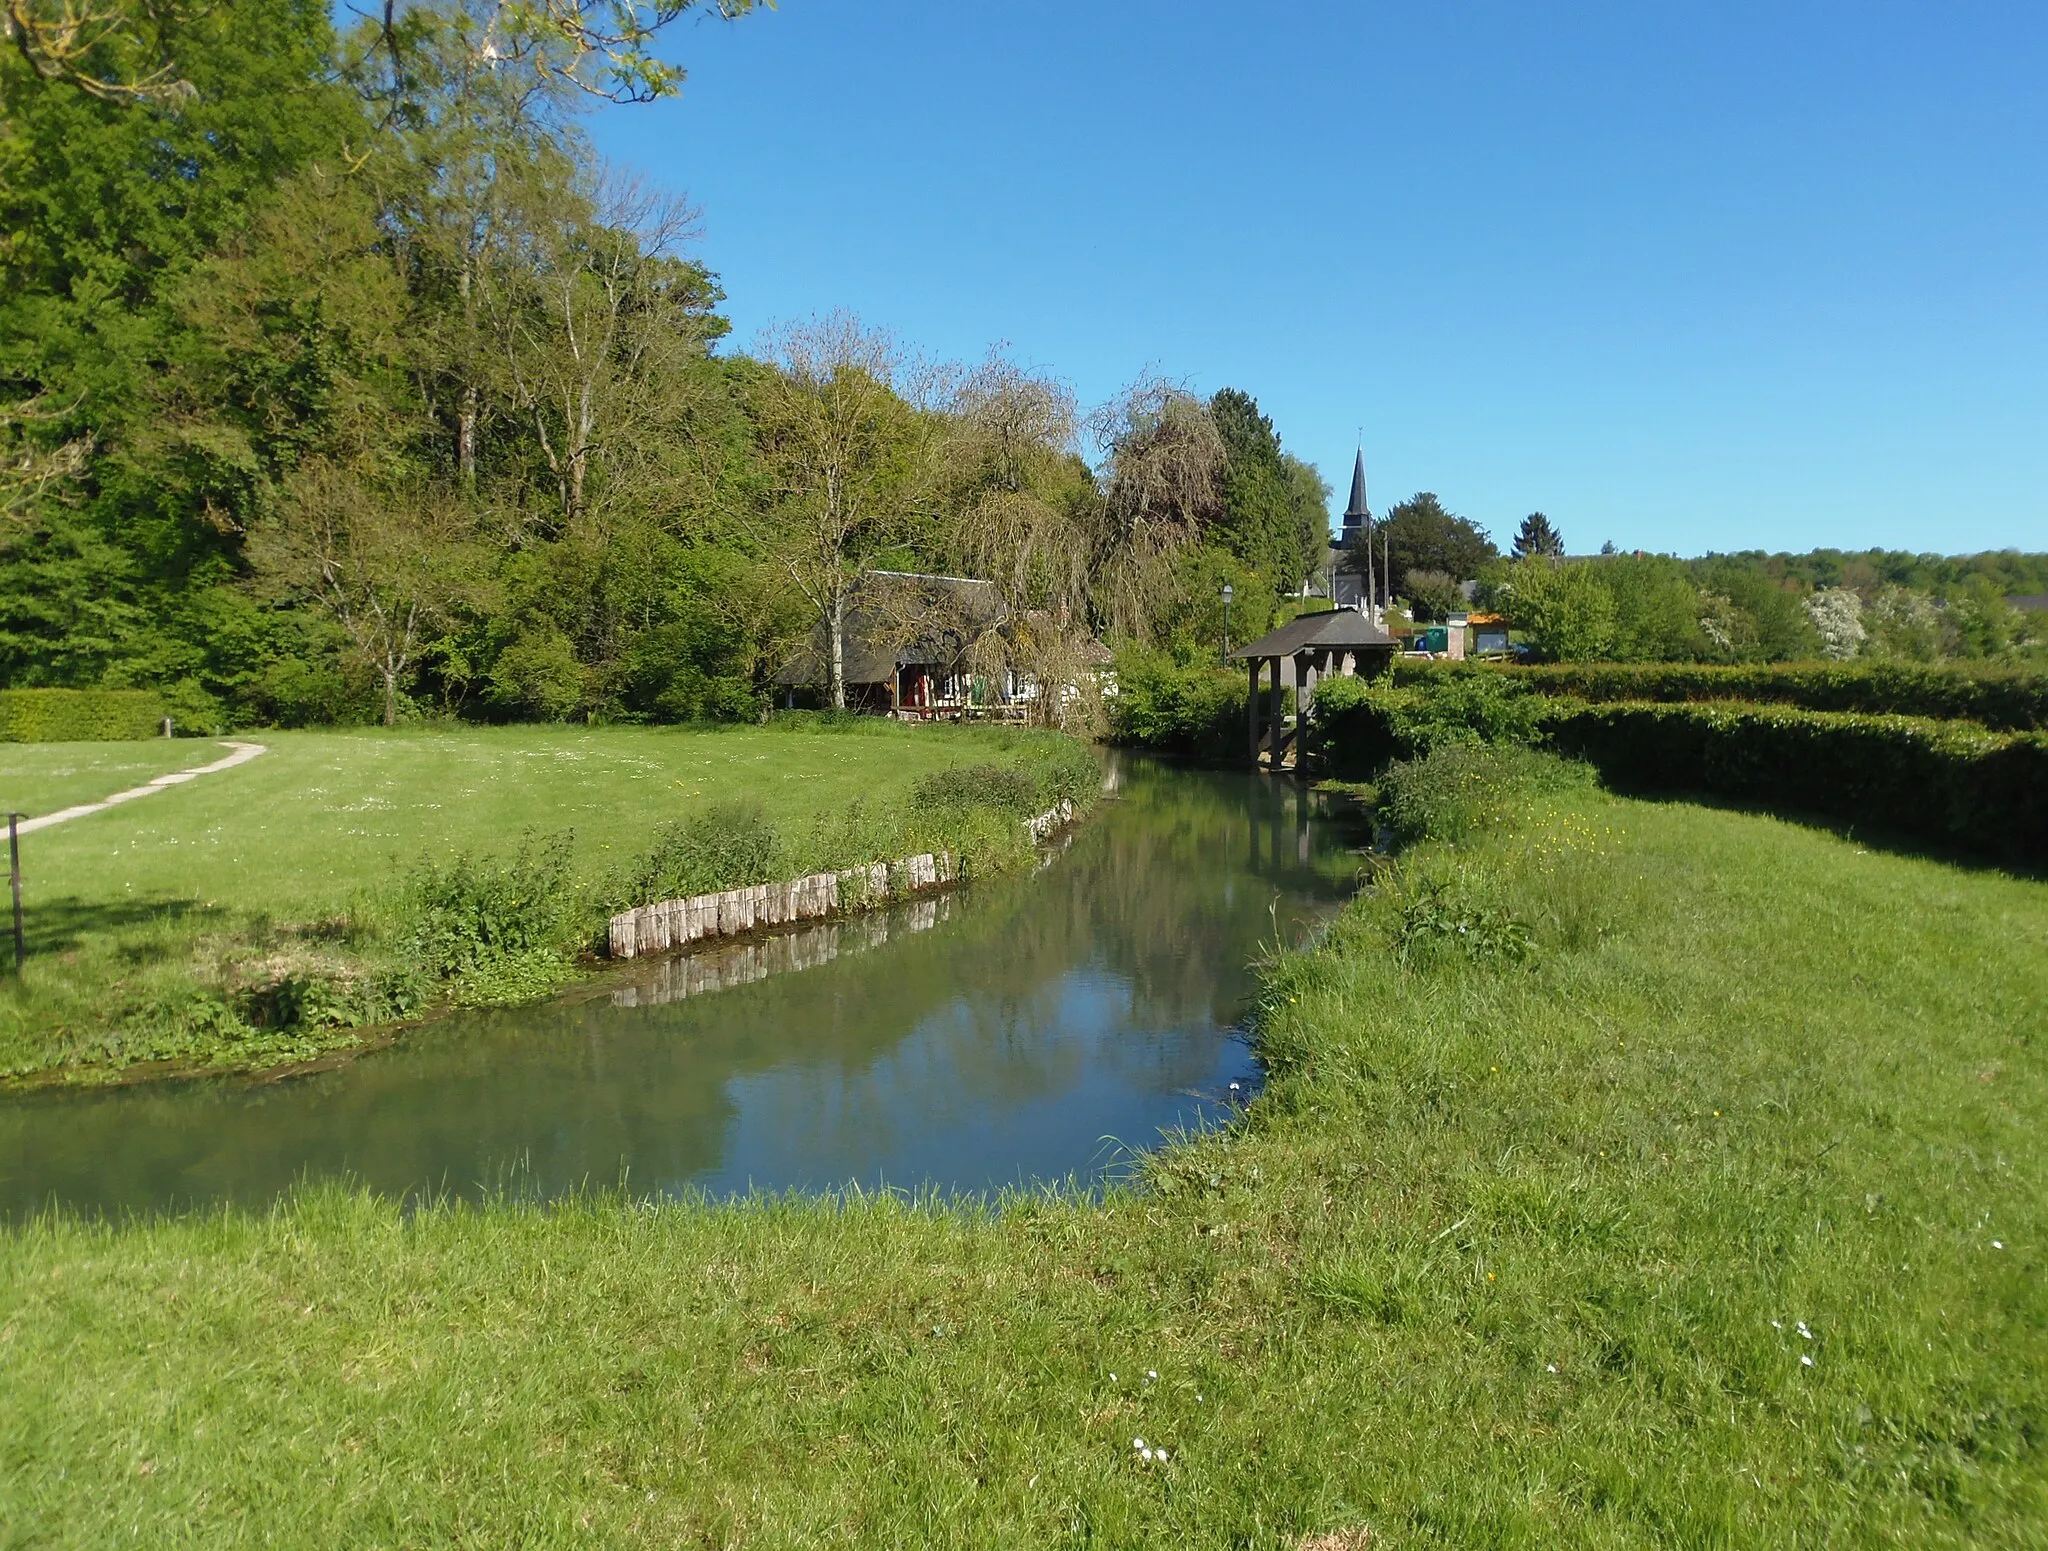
778, 571, 1109, 721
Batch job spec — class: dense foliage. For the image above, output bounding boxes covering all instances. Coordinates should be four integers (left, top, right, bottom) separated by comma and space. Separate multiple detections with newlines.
1104, 650, 1248, 763
1393, 659, 2048, 731
0, 688, 164, 741
1307, 670, 2048, 865
0, 4, 1332, 732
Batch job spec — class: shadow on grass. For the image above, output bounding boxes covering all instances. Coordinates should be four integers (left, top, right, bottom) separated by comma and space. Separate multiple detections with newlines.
19, 894, 233, 957
1594, 781, 2048, 882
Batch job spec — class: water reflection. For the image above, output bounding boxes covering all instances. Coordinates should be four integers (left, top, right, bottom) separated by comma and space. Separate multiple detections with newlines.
0, 759, 1362, 1217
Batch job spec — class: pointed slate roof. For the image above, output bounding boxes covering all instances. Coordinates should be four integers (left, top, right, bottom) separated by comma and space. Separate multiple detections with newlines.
1342, 449, 1369, 526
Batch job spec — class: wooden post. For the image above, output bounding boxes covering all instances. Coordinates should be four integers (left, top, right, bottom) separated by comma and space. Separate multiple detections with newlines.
1246, 657, 1261, 765
1267, 657, 1284, 770
7, 813, 20, 972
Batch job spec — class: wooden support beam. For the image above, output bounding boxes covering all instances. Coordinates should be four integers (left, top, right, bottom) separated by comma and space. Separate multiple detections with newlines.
1247, 657, 1261, 766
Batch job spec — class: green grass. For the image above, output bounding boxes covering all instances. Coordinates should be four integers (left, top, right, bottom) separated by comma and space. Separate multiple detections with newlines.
0, 720, 1095, 1083
0, 738, 218, 819
2, 759, 2041, 1546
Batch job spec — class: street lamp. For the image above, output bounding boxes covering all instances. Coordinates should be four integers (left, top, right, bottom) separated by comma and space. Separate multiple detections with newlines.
1221, 583, 1234, 663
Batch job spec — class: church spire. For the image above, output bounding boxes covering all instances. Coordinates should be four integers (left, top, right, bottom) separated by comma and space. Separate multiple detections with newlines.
1342, 448, 1369, 535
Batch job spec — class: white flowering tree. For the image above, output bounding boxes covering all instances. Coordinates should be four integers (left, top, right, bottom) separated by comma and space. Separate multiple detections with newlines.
1805, 588, 1867, 661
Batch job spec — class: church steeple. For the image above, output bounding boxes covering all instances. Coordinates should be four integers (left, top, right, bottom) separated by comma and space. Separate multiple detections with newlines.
1342, 449, 1369, 537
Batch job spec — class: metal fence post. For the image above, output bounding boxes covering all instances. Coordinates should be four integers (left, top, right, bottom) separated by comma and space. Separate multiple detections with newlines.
8, 812, 22, 973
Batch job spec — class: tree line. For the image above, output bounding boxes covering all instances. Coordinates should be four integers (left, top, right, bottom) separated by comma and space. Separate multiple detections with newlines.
0, 0, 1332, 729
1349, 495, 2045, 666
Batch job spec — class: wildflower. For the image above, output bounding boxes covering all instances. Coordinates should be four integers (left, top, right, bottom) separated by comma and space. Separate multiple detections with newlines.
1139, 1447, 1154, 1461
1145, 1370, 1157, 1382
1132, 1438, 1145, 1450
1155, 1448, 1170, 1463
1770, 1320, 1783, 1331
1108, 1373, 1117, 1383
1796, 1322, 1812, 1341
1800, 1354, 1814, 1368
1992, 1240, 2005, 1250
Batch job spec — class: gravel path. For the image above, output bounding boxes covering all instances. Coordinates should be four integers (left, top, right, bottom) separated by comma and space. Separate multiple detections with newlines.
12, 741, 268, 835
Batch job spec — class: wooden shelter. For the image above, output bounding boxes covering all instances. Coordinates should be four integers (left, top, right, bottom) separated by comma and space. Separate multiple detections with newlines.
1231, 608, 1398, 772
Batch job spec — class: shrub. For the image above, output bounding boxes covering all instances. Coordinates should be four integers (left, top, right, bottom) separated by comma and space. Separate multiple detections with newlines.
625, 803, 786, 907
1393, 660, 2048, 731
1314, 672, 1544, 778
915, 763, 1042, 815
1107, 649, 1246, 762
0, 688, 164, 742
403, 832, 585, 987
1542, 701, 2048, 865
1376, 744, 1593, 847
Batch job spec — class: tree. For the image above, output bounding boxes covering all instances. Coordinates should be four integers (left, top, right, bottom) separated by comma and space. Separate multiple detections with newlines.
1596, 552, 1710, 661
4, 0, 762, 107
248, 462, 486, 724
1499, 556, 1614, 661
1512, 511, 1564, 558
1085, 380, 1223, 642
1401, 569, 1463, 623
739, 313, 949, 709
1207, 388, 1324, 594
1366, 492, 1496, 596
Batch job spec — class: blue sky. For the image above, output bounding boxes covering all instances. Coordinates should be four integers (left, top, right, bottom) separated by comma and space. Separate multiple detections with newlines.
588, 1, 2046, 556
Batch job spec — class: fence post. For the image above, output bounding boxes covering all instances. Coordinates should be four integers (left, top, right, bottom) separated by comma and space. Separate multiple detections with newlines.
8, 812, 22, 973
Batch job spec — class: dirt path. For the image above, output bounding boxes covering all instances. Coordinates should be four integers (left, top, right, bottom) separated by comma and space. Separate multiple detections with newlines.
13, 741, 268, 835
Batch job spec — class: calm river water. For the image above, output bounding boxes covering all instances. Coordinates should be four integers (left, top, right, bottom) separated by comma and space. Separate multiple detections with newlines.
0, 759, 1361, 1217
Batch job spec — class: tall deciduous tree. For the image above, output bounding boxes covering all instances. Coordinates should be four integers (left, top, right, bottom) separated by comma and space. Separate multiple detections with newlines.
740, 313, 948, 708
1085, 381, 1223, 642
248, 462, 486, 724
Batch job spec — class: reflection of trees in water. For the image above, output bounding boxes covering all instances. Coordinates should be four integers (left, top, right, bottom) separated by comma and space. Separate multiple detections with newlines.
0, 764, 1362, 1217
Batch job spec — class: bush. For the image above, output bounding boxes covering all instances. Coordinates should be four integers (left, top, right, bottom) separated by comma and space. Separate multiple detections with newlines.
625, 802, 786, 907
0, 688, 165, 742
914, 763, 1042, 815
1376, 744, 1593, 847
403, 832, 585, 990
1393, 660, 2048, 731
1543, 701, 2048, 865
1314, 672, 1544, 778
1107, 649, 1247, 762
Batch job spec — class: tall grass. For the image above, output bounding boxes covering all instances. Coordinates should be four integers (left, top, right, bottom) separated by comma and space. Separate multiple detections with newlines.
4, 754, 2042, 1545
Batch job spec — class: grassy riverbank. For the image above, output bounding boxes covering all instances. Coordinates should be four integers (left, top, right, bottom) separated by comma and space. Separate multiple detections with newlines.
0, 719, 1096, 1084
4, 755, 2042, 1545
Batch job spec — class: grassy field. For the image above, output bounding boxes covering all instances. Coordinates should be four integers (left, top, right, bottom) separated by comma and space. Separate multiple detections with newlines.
0, 720, 1096, 1083
2, 755, 2041, 1546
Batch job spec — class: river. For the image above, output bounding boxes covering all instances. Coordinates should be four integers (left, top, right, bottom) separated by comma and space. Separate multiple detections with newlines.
0, 759, 1361, 1218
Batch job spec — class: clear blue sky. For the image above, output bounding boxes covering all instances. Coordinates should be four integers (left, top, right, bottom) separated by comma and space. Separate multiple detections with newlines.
589, 0, 2047, 556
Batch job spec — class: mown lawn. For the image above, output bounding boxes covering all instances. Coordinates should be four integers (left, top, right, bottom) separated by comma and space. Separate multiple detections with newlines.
0, 719, 1092, 1082
2, 760, 2041, 1546
0, 738, 215, 820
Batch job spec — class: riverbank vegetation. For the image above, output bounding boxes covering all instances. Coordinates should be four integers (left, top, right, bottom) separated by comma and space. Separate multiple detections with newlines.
4, 751, 2041, 1545
0, 719, 1096, 1084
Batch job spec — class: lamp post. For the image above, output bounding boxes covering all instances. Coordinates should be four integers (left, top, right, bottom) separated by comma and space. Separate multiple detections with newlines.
1221, 583, 1234, 663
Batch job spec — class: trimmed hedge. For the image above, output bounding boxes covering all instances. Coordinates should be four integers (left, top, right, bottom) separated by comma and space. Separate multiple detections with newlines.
1391, 660, 2048, 731
0, 689, 166, 742
1542, 701, 2047, 866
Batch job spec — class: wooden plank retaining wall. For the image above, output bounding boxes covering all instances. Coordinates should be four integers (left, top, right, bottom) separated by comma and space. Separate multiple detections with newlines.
604, 799, 1078, 961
